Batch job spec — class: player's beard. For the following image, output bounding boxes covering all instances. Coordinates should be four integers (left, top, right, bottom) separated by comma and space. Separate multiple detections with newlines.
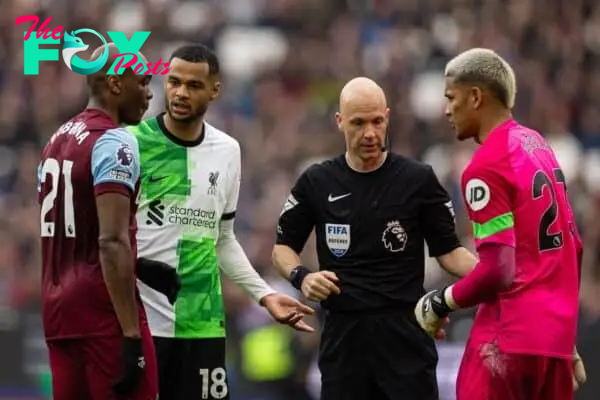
167, 101, 208, 124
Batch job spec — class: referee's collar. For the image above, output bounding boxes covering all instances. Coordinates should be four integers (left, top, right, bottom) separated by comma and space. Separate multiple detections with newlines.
344, 151, 389, 173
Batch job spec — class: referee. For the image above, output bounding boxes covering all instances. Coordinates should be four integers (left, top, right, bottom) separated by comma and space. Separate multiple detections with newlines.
272, 77, 478, 400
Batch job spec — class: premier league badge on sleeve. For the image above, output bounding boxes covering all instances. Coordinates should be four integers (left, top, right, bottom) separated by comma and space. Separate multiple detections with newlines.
325, 223, 351, 257
116, 143, 134, 167
110, 142, 135, 182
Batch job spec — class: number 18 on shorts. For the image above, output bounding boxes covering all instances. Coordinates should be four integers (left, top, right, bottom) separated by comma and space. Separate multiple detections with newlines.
199, 367, 228, 399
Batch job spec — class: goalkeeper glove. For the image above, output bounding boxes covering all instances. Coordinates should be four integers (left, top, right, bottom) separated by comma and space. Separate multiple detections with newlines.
573, 347, 586, 391
415, 287, 457, 338
136, 258, 181, 305
113, 337, 145, 396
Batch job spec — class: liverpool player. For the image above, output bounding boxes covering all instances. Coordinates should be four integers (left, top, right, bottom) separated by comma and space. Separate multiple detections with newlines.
415, 48, 587, 399
130, 43, 314, 400
38, 44, 156, 399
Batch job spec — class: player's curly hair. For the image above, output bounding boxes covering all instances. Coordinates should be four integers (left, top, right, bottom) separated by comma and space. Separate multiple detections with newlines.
444, 48, 517, 110
169, 44, 220, 76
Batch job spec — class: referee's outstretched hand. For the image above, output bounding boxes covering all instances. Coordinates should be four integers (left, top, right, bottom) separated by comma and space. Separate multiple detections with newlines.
301, 271, 341, 302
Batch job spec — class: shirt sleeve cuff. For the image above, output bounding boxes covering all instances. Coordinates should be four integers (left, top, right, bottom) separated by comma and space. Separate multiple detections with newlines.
94, 182, 132, 197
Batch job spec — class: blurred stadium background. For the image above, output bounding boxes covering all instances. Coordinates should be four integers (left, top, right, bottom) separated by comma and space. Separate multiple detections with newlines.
1, 0, 600, 399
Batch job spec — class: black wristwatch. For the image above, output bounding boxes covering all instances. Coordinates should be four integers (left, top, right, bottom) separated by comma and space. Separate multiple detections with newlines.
289, 265, 310, 290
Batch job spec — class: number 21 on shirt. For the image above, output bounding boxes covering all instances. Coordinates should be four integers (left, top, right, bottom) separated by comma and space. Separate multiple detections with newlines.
39, 158, 76, 238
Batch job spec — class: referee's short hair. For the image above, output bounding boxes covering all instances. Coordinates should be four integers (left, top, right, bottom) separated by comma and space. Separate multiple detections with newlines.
444, 48, 516, 110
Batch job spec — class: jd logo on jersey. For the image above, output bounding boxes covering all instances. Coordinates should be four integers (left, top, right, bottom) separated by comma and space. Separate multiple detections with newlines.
325, 223, 350, 257
465, 178, 490, 211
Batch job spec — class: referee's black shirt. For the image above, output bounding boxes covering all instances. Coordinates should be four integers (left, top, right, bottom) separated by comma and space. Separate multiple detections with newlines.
276, 153, 461, 312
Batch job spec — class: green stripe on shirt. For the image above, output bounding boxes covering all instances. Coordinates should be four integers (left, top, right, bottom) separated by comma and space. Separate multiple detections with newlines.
473, 212, 514, 239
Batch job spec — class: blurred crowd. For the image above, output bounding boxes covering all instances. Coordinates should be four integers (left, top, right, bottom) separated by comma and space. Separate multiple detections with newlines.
1, 0, 600, 399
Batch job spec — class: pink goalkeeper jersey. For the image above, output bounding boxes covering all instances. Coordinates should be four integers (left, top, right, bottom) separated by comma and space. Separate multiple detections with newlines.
461, 119, 581, 359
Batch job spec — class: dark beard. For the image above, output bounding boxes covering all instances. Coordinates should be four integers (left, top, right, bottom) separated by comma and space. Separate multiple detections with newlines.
166, 102, 208, 123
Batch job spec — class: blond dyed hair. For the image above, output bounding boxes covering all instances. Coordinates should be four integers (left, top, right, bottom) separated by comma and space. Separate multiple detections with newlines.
445, 48, 517, 109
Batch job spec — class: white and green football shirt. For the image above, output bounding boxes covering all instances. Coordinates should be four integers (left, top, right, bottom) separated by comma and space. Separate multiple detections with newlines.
129, 115, 240, 338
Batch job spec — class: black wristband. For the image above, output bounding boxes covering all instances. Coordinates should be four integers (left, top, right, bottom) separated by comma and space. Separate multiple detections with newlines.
289, 265, 310, 291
